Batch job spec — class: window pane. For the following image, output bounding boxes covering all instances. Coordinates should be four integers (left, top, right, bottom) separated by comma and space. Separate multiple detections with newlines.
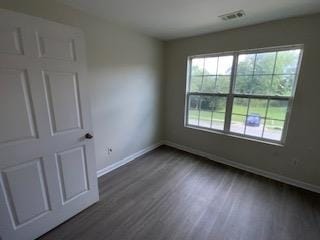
190, 76, 202, 92
237, 54, 255, 75
200, 76, 230, 93
211, 112, 225, 130
275, 49, 301, 74
245, 118, 265, 138
271, 75, 295, 96
191, 58, 204, 75
234, 49, 301, 97
217, 56, 233, 75
230, 114, 246, 134
232, 98, 249, 115
234, 76, 252, 94
204, 57, 218, 75
199, 111, 212, 128
201, 76, 215, 93
235, 75, 274, 95
263, 119, 285, 141
187, 95, 200, 126
252, 75, 272, 95
234, 75, 273, 95
248, 99, 268, 118
213, 96, 227, 113
199, 96, 214, 128
216, 76, 230, 93
254, 52, 276, 74
192, 96, 227, 130
187, 47, 302, 143
267, 100, 288, 120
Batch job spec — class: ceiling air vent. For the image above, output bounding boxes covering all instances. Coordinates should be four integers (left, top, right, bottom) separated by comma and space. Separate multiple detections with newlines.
219, 10, 246, 21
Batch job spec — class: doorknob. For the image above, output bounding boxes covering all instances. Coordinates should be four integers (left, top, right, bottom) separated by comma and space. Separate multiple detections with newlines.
85, 133, 93, 139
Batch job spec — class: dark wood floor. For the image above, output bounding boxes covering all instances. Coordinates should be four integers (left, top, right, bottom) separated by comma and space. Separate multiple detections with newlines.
40, 146, 320, 240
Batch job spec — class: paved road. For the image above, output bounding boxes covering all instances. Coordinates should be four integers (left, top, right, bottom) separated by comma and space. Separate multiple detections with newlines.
188, 119, 281, 140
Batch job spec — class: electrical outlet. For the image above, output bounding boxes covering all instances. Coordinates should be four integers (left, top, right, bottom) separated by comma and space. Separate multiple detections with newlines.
291, 157, 299, 166
107, 147, 112, 155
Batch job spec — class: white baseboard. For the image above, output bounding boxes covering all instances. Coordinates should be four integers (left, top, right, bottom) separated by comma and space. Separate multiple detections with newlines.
164, 140, 320, 194
97, 142, 163, 178
96, 139, 320, 194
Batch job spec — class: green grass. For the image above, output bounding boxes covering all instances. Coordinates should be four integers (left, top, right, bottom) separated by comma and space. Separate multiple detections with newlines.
232, 104, 287, 120
188, 104, 286, 128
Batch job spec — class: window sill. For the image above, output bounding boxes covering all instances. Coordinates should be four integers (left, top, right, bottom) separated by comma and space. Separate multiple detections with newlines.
184, 124, 285, 147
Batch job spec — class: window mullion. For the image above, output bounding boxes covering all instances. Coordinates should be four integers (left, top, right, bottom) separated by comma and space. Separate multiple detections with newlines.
185, 93, 190, 126
224, 53, 238, 133
281, 96, 294, 143
261, 98, 271, 138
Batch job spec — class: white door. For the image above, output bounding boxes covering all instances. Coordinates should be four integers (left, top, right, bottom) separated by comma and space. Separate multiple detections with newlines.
0, 9, 99, 240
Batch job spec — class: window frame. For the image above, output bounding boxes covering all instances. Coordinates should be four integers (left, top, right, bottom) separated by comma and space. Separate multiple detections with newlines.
184, 44, 304, 145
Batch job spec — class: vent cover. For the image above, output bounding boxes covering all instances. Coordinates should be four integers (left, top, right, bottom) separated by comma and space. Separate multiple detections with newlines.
219, 10, 246, 21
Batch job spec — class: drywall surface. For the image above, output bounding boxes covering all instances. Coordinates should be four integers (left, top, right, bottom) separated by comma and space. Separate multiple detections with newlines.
164, 14, 320, 187
0, 0, 163, 171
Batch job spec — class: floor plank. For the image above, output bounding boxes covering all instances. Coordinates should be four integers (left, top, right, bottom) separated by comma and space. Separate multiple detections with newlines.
39, 146, 320, 240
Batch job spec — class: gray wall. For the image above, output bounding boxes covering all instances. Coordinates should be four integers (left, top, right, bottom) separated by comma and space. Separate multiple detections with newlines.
0, 0, 319, 188
0, 0, 164, 171
164, 14, 320, 187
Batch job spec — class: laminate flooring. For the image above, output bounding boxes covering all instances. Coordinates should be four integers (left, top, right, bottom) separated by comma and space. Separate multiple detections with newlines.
39, 146, 320, 240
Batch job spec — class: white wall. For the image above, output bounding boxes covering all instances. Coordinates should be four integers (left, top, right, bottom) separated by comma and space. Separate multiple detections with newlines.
164, 14, 320, 188
0, 0, 164, 171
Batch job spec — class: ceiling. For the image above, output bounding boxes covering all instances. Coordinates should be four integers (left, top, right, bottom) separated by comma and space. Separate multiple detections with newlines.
58, 0, 320, 40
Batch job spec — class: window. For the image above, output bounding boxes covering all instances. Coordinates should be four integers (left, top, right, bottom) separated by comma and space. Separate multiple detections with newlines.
185, 45, 303, 144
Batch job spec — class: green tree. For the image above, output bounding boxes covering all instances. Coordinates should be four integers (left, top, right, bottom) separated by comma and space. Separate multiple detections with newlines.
235, 50, 300, 96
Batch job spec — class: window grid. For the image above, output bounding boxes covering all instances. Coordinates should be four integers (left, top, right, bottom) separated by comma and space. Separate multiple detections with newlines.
187, 94, 227, 130
185, 45, 303, 144
213, 57, 219, 90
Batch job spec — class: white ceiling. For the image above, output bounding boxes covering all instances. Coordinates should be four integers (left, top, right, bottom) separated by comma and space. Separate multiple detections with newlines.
58, 0, 320, 40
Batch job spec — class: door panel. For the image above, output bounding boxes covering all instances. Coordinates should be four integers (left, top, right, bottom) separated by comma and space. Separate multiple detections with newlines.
1, 159, 50, 227
43, 71, 82, 134
0, 68, 37, 144
56, 146, 88, 204
36, 31, 76, 61
0, 9, 99, 240
0, 27, 24, 55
